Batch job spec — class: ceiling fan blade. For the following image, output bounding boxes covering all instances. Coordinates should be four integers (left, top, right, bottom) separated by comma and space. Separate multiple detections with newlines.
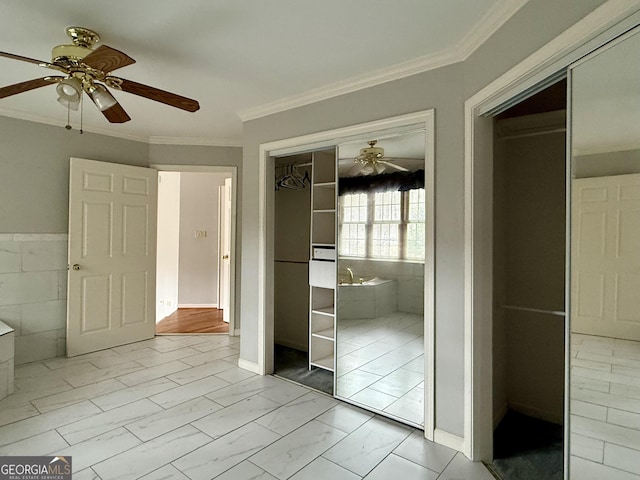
101, 102, 131, 123
0, 77, 58, 99
82, 45, 135, 73
0, 51, 49, 66
116, 78, 200, 112
379, 160, 409, 172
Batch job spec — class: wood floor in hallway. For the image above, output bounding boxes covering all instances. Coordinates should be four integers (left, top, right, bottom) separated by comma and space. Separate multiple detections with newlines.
156, 308, 229, 334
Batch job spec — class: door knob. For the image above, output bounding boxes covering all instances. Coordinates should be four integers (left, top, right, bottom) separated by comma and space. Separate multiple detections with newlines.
72, 264, 80, 271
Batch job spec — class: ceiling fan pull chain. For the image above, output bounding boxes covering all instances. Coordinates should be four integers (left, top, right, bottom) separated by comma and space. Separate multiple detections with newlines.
65, 100, 72, 130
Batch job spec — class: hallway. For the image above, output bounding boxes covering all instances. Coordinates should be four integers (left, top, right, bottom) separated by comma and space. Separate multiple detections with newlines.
156, 308, 229, 334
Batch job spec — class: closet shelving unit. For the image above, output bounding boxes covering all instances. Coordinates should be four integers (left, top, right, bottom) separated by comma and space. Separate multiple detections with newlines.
308, 148, 337, 372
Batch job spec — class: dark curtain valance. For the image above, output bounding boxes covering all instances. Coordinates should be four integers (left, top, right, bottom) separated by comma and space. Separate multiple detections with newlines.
338, 169, 425, 196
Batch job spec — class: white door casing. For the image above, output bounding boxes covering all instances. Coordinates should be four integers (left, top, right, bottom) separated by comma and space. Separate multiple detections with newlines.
67, 158, 158, 357
571, 173, 640, 341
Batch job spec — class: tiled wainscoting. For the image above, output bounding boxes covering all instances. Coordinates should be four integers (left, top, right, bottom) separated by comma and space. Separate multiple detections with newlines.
570, 333, 640, 479
338, 259, 424, 315
0, 234, 68, 364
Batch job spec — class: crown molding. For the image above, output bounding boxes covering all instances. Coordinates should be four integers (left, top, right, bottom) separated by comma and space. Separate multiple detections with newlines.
457, 0, 529, 60
148, 136, 242, 147
237, 49, 462, 122
237, 0, 530, 122
0, 108, 241, 147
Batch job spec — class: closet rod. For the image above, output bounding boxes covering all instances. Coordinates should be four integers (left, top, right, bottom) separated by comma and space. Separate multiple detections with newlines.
278, 162, 311, 167
502, 305, 566, 317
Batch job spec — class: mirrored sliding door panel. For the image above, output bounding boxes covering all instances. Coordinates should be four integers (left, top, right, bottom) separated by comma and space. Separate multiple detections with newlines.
569, 27, 640, 479
334, 130, 427, 427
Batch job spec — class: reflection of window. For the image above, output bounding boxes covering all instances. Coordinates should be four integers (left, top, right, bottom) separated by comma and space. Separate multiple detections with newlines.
339, 188, 425, 261
372, 191, 401, 258
339, 193, 367, 257
406, 189, 426, 260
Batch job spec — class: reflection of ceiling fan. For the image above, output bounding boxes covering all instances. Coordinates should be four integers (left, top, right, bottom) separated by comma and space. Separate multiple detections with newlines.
350, 140, 409, 175
0, 26, 199, 124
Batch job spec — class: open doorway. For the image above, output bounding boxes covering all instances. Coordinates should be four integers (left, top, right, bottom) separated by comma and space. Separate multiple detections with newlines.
154, 166, 237, 336
490, 80, 567, 479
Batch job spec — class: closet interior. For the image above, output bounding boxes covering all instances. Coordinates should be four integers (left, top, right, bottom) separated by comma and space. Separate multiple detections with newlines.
491, 80, 567, 479
273, 148, 337, 395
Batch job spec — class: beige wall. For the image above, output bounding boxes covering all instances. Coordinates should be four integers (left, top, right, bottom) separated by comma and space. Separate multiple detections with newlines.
574, 148, 640, 178
0, 116, 149, 233
178, 172, 230, 306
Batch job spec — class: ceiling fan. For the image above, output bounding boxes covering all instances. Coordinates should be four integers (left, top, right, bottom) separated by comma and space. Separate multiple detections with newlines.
350, 140, 410, 175
0, 26, 199, 124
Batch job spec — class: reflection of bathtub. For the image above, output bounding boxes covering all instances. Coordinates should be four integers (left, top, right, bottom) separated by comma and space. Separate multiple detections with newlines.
338, 278, 397, 319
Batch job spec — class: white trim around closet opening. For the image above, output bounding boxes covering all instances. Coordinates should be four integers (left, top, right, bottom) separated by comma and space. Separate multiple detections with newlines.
258, 110, 435, 440
463, 0, 640, 463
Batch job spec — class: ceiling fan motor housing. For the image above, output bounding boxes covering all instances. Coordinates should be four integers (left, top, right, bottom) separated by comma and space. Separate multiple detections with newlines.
356, 140, 384, 164
52, 27, 100, 64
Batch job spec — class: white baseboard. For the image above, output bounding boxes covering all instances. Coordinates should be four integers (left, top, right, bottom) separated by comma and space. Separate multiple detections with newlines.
233, 328, 241, 336
177, 304, 218, 308
434, 429, 465, 453
509, 401, 563, 425
238, 358, 260, 374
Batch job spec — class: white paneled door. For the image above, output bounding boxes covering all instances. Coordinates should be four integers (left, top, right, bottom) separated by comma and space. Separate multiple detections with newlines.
67, 158, 158, 356
572, 173, 640, 341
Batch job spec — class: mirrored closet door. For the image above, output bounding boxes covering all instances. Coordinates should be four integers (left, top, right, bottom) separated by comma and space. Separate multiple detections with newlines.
569, 27, 640, 479
334, 130, 428, 427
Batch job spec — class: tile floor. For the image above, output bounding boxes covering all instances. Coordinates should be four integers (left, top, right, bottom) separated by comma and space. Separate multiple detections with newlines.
337, 312, 424, 426
570, 333, 640, 479
0, 334, 493, 479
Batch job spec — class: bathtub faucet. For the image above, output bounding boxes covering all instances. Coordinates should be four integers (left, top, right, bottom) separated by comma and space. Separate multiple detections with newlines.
346, 267, 354, 284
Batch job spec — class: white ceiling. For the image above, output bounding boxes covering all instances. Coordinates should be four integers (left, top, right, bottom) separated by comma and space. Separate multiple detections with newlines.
0, 0, 525, 145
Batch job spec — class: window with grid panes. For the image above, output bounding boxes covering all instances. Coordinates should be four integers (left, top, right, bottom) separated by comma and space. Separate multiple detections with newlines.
338, 193, 367, 257
339, 188, 425, 261
406, 188, 426, 260
372, 190, 401, 258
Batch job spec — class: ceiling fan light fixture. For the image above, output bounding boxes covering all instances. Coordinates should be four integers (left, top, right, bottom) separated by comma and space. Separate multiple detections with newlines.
85, 83, 117, 111
57, 96, 79, 111
56, 77, 82, 102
